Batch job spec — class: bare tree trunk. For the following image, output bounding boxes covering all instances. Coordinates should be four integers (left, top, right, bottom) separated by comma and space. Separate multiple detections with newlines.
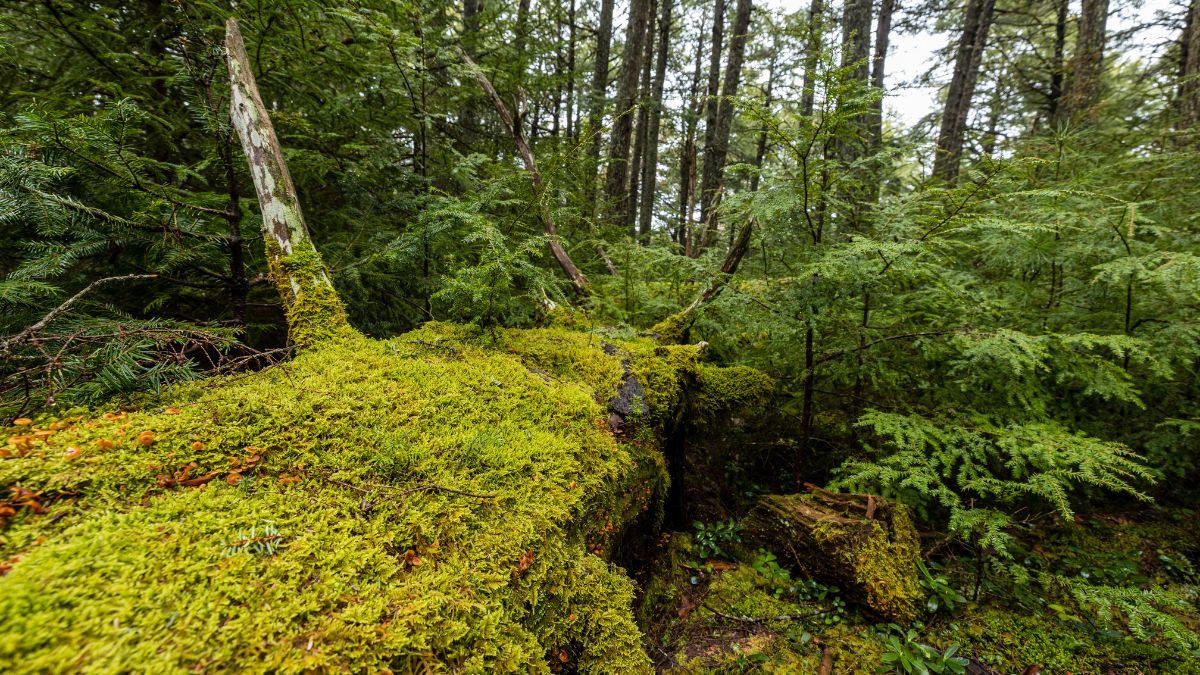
868, 0, 896, 152
1060, 0, 1110, 123
460, 49, 591, 293
800, 0, 826, 118
639, 0, 672, 242
679, 5, 709, 252
750, 46, 778, 194
932, 0, 995, 183
225, 18, 351, 346
698, 0, 753, 250
566, 0, 577, 141
585, 0, 616, 215
1179, 0, 1200, 128
694, 0, 727, 254
604, 0, 654, 226
460, 0, 484, 145
835, 0, 873, 235
628, 0, 658, 234
1048, 0, 1068, 122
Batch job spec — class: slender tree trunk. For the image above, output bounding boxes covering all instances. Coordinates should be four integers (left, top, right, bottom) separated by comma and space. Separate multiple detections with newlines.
680, 5, 709, 252
981, 70, 1003, 156
460, 49, 591, 293
460, 0, 484, 144
750, 47, 778, 194
585, 0, 616, 215
800, 0, 826, 118
225, 18, 351, 344
1179, 0, 1200, 128
1060, 0, 1110, 123
566, 0, 577, 141
604, 0, 654, 226
639, 0, 673, 241
694, 0, 727, 254
932, 0, 996, 183
628, 0, 658, 233
868, 0, 896, 152
698, 0, 753, 250
1048, 0, 1068, 122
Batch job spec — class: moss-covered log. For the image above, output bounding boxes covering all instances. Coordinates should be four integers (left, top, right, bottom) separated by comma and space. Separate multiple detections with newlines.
0, 322, 773, 673
743, 488, 922, 623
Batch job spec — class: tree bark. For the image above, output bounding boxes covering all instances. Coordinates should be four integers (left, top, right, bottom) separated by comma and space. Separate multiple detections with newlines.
694, 0, 727, 254
1059, 0, 1110, 124
932, 0, 996, 183
225, 18, 338, 309
749, 45, 777, 194
639, 0, 672, 241
679, 5, 709, 253
800, 0, 826, 118
566, 0, 577, 141
1179, 0, 1200, 128
1048, 0, 1068, 122
459, 49, 591, 293
868, 0, 896, 152
604, 0, 654, 226
585, 0, 616, 214
698, 0, 753, 250
628, 0, 658, 233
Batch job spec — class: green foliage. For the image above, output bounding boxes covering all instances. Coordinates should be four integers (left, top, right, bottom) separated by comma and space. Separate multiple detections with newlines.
835, 412, 1155, 555
917, 562, 966, 615
876, 625, 968, 675
692, 519, 743, 561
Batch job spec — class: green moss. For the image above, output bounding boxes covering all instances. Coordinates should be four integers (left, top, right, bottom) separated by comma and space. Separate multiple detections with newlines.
275, 240, 357, 348
809, 506, 922, 624
648, 312, 690, 345
0, 323, 720, 673
690, 364, 775, 428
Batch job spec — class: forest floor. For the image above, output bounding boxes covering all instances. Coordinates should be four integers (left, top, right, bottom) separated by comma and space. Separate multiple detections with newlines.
638, 494, 1200, 673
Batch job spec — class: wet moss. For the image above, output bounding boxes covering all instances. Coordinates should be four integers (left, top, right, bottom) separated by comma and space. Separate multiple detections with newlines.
0, 324, 738, 673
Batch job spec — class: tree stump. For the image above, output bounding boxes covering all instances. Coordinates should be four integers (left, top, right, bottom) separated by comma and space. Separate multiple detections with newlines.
743, 487, 922, 623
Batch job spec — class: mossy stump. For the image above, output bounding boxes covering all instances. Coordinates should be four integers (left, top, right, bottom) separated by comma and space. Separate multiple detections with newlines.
743, 488, 922, 623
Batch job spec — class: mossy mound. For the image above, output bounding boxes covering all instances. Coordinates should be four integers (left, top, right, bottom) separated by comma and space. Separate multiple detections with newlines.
0, 323, 755, 673
744, 490, 922, 623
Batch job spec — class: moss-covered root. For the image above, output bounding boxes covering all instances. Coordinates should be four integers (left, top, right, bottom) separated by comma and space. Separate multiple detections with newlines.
744, 491, 923, 623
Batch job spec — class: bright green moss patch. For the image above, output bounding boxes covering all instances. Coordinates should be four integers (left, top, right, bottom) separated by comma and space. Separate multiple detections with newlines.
272, 239, 357, 348
0, 323, 743, 673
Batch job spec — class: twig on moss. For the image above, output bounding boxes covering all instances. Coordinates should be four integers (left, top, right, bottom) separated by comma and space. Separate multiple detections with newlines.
703, 604, 834, 624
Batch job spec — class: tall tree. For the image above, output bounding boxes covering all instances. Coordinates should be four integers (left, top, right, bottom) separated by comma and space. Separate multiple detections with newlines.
1059, 0, 1110, 123
698, 0, 754, 249
932, 0, 996, 183
800, 0, 827, 118
603, 0, 654, 225
868, 0, 897, 152
639, 0, 673, 240
628, 0, 659, 232
585, 0, 616, 214
680, 5, 710, 254
1180, 0, 1200, 128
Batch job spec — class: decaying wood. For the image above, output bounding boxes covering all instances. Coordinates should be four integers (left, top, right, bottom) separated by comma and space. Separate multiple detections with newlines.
744, 486, 921, 622
458, 48, 591, 294
225, 18, 334, 305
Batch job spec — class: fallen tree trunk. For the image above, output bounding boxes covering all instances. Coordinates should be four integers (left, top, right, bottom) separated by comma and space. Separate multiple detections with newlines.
743, 487, 922, 623
0, 320, 772, 672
